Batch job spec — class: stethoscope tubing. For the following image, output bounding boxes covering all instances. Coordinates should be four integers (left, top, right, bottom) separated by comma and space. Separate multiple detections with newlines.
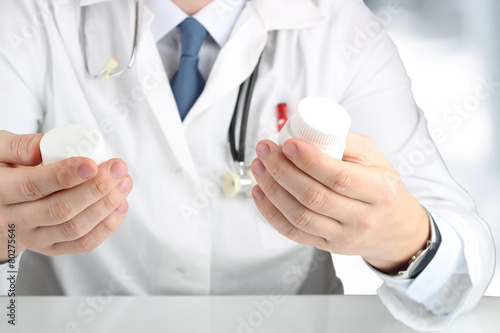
229, 55, 263, 165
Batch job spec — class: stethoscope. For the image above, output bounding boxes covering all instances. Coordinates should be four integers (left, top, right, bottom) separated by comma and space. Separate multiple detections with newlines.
80, 0, 264, 198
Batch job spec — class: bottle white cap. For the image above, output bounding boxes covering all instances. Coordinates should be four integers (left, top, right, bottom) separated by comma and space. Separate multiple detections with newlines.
40, 125, 107, 165
277, 97, 351, 159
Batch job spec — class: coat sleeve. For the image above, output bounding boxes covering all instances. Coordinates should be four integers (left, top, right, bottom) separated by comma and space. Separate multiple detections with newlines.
332, 0, 495, 330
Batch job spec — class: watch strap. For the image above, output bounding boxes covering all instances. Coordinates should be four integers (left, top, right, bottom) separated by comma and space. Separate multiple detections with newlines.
396, 210, 442, 279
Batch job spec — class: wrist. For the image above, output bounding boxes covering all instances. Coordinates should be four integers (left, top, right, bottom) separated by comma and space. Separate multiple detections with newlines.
364, 204, 431, 274
366, 207, 442, 279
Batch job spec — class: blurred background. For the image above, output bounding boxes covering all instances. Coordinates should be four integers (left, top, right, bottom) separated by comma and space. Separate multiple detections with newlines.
332, 0, 500, 296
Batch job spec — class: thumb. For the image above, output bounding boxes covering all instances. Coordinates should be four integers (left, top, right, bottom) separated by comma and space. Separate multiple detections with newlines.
0, 130, 43, 166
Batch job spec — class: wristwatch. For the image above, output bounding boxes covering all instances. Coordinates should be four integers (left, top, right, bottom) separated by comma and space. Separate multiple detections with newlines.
393, 211, 442, 279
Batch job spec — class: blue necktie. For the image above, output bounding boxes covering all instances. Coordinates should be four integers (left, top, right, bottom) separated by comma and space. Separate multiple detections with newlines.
170, 18, 208, 121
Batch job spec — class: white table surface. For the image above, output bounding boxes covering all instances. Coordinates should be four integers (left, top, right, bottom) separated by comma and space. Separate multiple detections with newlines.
1, 295, 499, 332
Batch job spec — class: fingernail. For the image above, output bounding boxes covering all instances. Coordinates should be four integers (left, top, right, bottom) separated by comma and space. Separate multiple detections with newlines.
256, 143, 270, 159
110, 162, 127, 179
115, 201, 127, 214
252, 186, 265, 201
252, 159, 266, 177
78, 164, 96, 179
117, 177, 132, 193
283, 142, 298, 158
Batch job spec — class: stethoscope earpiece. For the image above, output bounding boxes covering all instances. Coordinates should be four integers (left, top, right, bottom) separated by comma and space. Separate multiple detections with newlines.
101, 58, 119, 81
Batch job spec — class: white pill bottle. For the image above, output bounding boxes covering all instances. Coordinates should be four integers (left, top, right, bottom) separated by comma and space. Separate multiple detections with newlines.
276, 97, 351, 159
40, 125, 107, 165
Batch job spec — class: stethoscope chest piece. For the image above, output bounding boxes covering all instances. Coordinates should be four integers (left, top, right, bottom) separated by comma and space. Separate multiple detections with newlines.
223, 163, 257, 198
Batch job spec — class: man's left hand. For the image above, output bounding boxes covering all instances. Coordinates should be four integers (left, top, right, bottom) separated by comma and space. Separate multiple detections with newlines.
251, 132, 430, 274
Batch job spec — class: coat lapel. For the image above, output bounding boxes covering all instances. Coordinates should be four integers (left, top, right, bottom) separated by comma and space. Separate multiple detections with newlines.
135, 3, 202, 186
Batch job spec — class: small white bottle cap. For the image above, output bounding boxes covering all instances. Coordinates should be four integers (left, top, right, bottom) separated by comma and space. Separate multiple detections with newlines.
277, 97, 351, 159
40, 125, 107, 165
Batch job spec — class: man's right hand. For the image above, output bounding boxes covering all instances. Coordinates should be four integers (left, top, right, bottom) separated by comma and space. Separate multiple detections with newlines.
0, 131, 133, 263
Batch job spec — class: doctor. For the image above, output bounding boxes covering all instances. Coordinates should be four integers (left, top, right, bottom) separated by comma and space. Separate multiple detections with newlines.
0, 0, 495, 330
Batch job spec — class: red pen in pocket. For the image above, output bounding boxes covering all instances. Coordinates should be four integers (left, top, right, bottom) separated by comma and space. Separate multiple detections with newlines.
277, 103, 289, 132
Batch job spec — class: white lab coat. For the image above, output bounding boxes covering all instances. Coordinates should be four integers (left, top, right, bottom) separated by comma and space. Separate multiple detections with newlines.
0, 0, 495, 330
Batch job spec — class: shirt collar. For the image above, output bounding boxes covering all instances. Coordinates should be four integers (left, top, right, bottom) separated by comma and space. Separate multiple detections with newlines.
143, 0, 247, 47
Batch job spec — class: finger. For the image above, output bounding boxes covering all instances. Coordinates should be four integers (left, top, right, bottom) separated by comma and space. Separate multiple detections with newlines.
45, 200, 128, 256
0, 131, 43, 166
251, 185, 329, 249
276, 139, 388, 203
32, 176, 132, 246
343, 132, 394, 170
0, 157, 98, 205
10, 159, 129, 228
253, 142, 367, 223
251, 158, 342, 239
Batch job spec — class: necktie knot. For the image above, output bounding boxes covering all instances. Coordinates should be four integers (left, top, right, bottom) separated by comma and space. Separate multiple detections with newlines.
179, 18, 208, 57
